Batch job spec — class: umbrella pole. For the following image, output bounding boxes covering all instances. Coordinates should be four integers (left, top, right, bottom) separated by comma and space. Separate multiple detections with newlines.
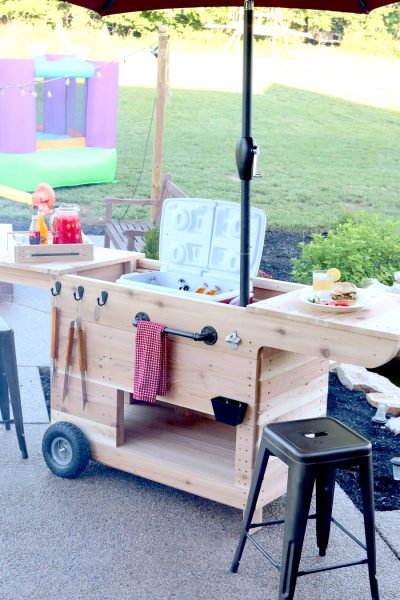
237, 1, 255, 307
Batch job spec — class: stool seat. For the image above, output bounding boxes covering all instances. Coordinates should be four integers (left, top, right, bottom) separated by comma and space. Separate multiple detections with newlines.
0, 317, 28, 459
266, 417, 372, 463
231, 416, 379, 600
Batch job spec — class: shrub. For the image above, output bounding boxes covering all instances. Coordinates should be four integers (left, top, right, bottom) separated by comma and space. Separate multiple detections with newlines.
142, 226, 160, 260
291, 213, 400, 287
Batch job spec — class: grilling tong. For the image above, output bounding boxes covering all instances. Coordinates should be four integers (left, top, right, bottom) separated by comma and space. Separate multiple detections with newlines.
51, 305, 60, 388
61, 317, 88, 410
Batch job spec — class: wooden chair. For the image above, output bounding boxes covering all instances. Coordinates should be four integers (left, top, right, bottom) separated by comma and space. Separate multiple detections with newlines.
103, 173, 188, 252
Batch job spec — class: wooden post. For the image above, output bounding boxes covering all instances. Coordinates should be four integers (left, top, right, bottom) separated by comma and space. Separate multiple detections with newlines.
151, 25, 169, 221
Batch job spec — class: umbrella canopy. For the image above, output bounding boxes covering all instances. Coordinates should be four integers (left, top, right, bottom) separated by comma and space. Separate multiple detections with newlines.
62, 0, 397, 305
63, 1, 394, 15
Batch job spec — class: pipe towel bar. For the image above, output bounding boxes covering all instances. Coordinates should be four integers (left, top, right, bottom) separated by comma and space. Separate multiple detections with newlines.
132, 313, 218, 346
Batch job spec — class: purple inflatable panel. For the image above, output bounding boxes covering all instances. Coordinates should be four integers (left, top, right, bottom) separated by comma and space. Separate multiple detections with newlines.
85, 61, 118, 149
44, 77, 67, 135
0, 59, 36, 153
66, 78, 78, 133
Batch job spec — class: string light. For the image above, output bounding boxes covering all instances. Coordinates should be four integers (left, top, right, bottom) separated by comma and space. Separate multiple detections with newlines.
0, 44, 154, 98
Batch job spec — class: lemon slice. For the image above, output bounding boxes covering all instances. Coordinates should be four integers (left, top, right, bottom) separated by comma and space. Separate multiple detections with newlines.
327, 268, 341, 282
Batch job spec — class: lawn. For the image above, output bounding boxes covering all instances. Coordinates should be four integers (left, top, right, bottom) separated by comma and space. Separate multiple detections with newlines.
1, 51, 400, 231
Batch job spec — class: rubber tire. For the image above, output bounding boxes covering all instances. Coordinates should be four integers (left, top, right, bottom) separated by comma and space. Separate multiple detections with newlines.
42, 422, 90, 478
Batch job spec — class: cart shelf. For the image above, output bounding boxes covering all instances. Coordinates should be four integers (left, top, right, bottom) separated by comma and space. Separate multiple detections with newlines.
53, 402, 284, 509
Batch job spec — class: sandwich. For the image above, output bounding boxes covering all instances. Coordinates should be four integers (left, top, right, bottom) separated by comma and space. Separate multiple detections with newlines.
331, 282, 358, 305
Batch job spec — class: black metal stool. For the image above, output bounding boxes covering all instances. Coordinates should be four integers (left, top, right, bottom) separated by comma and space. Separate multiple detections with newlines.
231, 417, 379, 600
0, 317, 28, 458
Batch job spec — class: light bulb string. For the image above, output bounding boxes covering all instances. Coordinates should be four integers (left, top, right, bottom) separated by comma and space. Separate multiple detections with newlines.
0, 43, 156, 96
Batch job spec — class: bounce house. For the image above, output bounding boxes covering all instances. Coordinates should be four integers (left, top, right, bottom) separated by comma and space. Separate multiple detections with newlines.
0, 32, 118, 192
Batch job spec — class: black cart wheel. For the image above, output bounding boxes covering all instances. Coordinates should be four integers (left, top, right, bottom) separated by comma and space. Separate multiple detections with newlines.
42, 422, 90, 478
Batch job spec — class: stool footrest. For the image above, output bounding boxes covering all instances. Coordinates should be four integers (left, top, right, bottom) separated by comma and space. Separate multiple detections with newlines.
245, 533, 281, 570
1, 419, 15, 426
331, 516, 367, 551
246, 514, 368, 576
298, 558, 368, 577
249, 518, 284, 529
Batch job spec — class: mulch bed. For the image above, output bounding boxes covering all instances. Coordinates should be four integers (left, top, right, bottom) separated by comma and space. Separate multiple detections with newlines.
26, 223, 400, 511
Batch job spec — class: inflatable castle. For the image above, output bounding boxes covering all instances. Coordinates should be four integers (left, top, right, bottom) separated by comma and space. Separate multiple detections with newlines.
0, 26, 118, 192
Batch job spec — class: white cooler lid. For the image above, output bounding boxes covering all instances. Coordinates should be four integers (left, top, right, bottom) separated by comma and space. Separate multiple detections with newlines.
159, 198, 266, 281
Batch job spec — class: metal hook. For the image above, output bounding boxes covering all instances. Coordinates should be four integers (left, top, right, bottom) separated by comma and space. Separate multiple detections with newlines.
97, 291, 108, 307
73, 286, 85, 301
51, 281, 62, 297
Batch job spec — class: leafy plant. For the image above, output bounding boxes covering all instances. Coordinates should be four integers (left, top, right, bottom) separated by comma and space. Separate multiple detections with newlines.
291, 213, 400, 287
142, 226, 160, 259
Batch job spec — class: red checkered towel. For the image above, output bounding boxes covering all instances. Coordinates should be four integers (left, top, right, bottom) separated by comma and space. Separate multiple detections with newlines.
133, 321, 169, 403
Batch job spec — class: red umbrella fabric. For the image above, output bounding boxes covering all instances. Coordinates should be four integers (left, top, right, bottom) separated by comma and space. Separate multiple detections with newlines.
64, 0, 395, 15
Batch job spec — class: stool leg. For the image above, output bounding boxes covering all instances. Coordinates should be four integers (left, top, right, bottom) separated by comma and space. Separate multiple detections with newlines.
230, 440, 271, 573
279, 464, 315, 600
315, 465, 336, 556
2, 332, 28, 459
0, 352, 11, 430
359, 457, 380, 600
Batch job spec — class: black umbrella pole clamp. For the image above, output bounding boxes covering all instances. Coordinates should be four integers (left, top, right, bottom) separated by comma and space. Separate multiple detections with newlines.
236, 136, 260, 181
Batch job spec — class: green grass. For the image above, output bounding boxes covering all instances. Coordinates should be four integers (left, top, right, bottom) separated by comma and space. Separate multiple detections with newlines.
1, 80, 400, 230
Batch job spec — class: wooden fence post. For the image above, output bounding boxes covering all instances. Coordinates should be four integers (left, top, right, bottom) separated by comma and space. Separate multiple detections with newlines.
151, 25, 168, 221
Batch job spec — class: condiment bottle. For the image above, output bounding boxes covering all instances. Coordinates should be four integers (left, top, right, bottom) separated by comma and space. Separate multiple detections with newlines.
195, 283, 208, 294
29, 212, 41, 245
37, 210, 49, 245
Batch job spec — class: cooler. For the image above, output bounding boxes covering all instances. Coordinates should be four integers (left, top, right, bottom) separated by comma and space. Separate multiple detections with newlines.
116, 198, 266, 303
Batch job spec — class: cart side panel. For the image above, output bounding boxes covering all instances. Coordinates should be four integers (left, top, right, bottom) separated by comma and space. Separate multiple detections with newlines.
51, 376, 124, 446
55, 322, 259, 414
257, 347, 328, 427
234, 400, 258, 487
52, 405, 124, 448
258, 349, 329, 414
254, 347, 328, 505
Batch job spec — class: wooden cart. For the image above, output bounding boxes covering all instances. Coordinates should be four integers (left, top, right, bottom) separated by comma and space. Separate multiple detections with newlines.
13, 250, 397, 514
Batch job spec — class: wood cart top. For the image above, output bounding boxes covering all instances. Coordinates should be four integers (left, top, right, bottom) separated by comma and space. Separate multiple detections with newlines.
0, 246, 136, 288
247, 286, 400, 341
1, 241, 400, 368
246, 286, 400, 367
45, 270, 400, 369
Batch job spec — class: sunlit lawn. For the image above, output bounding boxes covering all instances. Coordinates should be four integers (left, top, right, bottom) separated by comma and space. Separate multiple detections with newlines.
1, 67, 399, 230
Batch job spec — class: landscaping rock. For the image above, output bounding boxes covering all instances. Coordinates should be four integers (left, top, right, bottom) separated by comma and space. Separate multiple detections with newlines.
366, 392, 400, 417
335, 363, 400, 395
385, 417, 400, 435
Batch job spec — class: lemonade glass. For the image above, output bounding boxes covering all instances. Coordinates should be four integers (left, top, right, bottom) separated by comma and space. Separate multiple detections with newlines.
312, 270, 333, 294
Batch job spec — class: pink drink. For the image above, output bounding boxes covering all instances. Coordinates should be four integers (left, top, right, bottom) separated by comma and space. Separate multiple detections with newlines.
51, 206, 82, 245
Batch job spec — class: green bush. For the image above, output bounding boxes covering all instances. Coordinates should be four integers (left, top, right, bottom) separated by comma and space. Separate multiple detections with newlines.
291, 214, 400, 287
142, 226, 160, 260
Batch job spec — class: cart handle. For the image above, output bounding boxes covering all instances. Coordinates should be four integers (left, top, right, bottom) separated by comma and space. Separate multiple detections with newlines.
132, 313, 218, 346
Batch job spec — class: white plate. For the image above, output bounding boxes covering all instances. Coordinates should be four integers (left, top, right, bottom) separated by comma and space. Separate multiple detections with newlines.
299, 289, 374, 313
